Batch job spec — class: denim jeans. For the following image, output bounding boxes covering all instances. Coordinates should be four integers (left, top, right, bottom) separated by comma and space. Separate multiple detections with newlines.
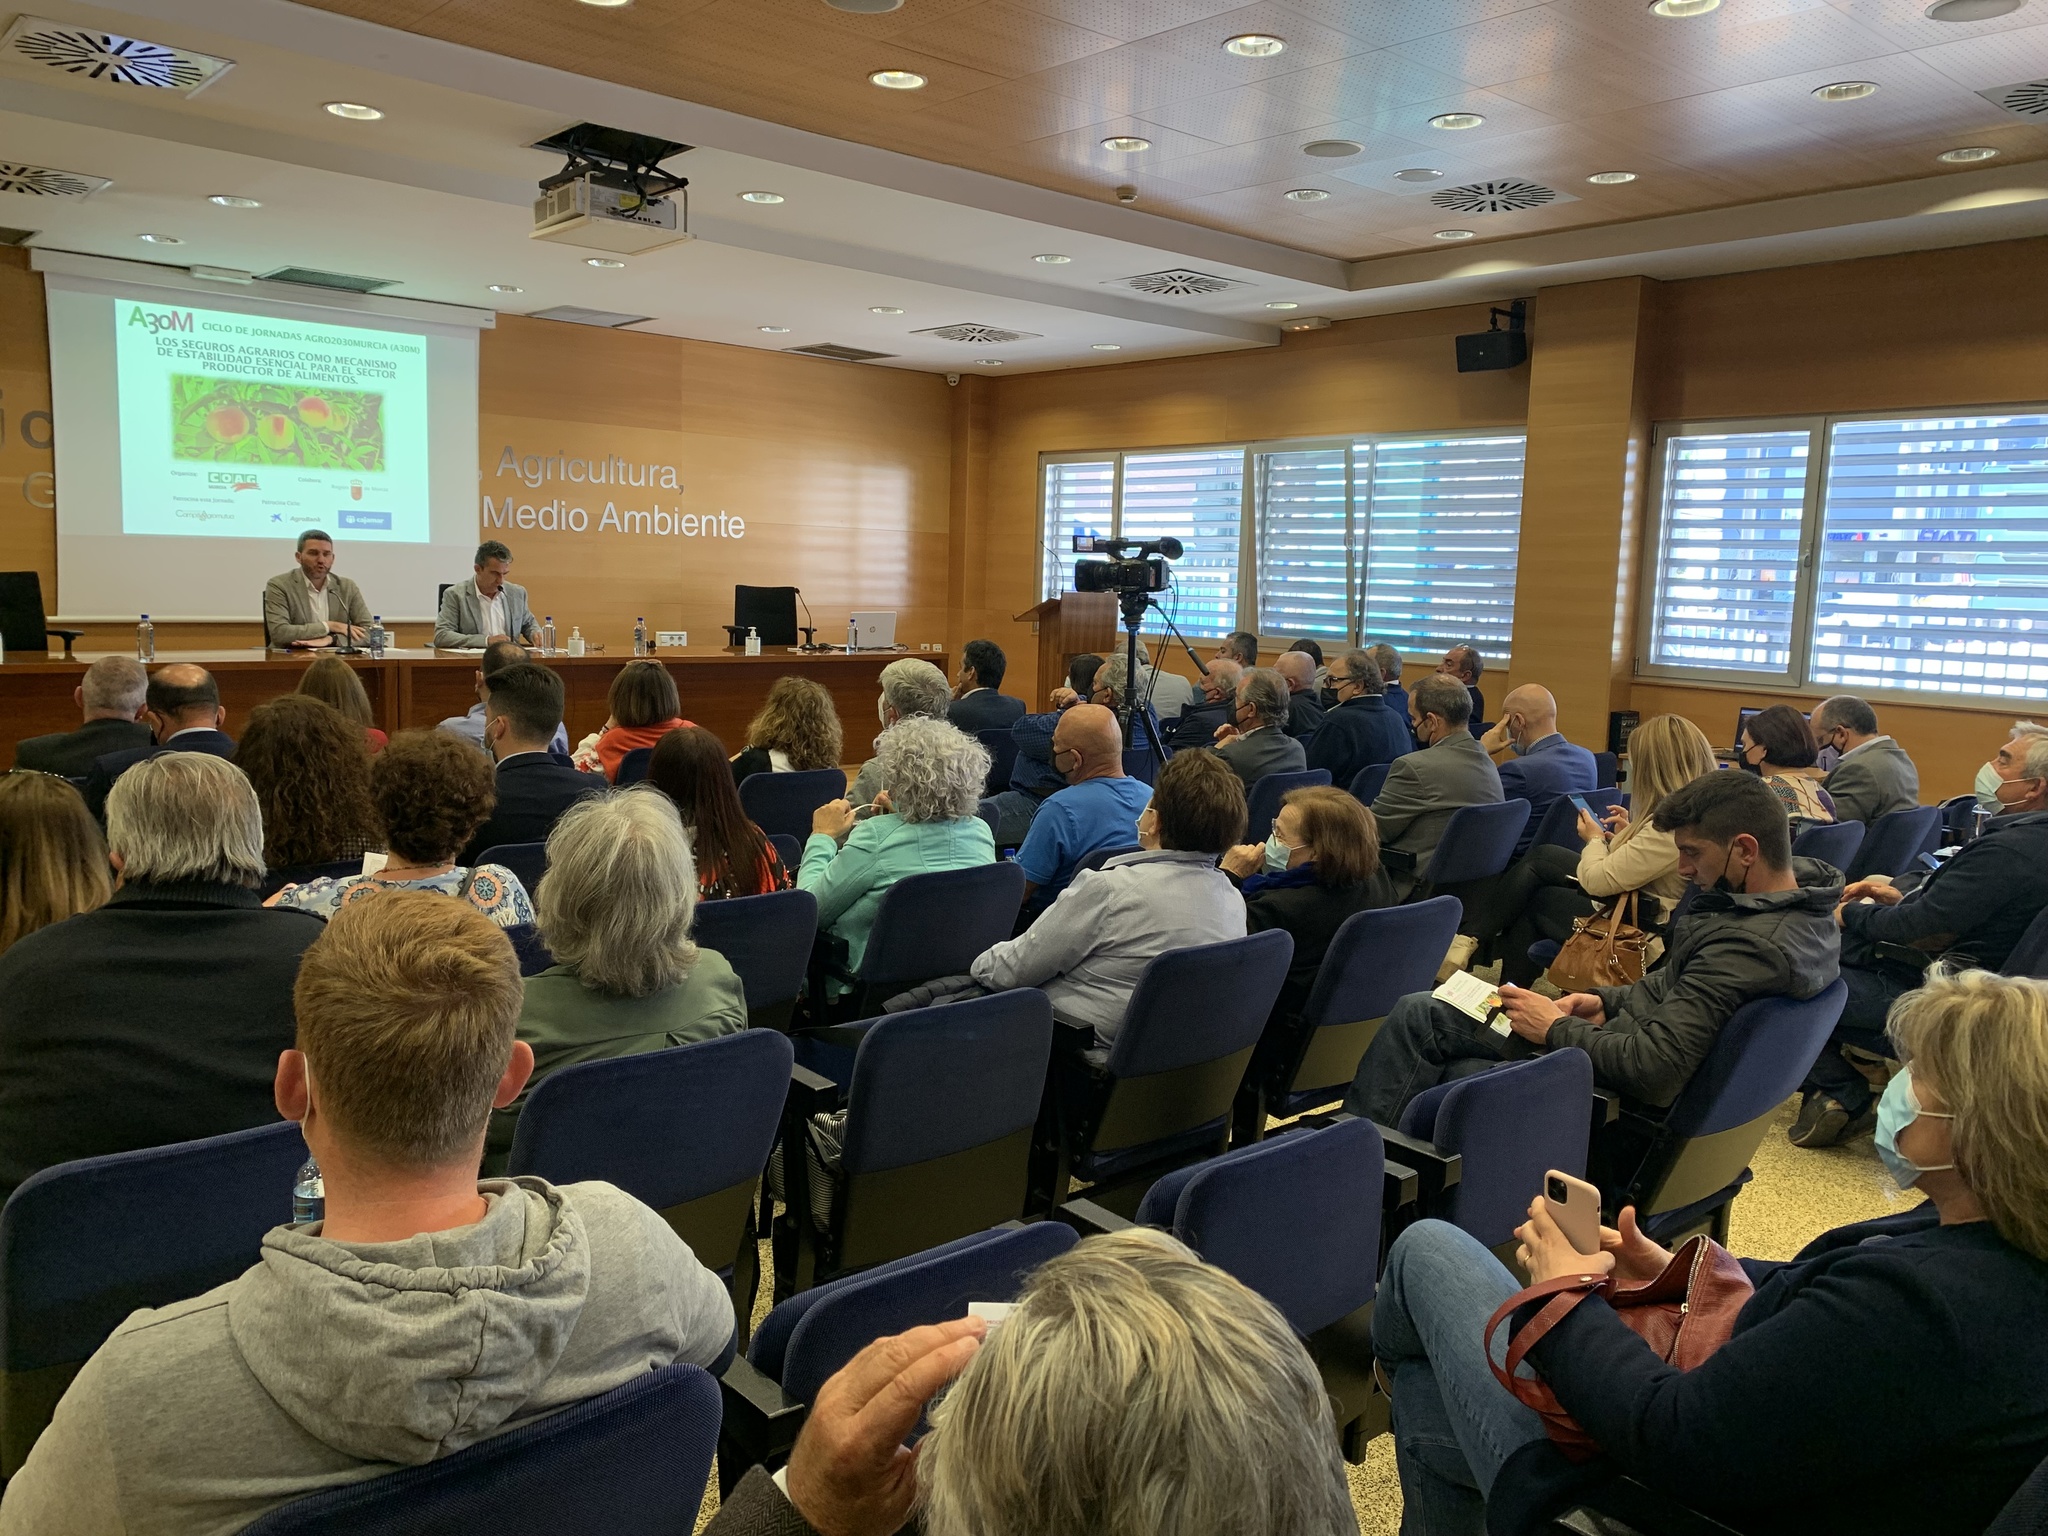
1801, 963, 1908, 1113
1342, 992, 1518, 1124
978, 790, 1044, 848
1374, 1220, 1550, 1536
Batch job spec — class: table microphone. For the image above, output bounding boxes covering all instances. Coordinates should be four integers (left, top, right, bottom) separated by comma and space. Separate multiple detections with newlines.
795, 588, 819, 651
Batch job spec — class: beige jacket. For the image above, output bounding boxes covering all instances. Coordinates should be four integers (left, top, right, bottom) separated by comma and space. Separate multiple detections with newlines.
263, 568, 372, 647
1577, 819, 1686, 923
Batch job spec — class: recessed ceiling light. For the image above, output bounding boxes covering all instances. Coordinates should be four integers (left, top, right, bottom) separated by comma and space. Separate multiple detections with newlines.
1033, 253, 1072, 264
138, 232, 182, 244
1302, 139, 1364, 158
585, 256, 626, 268
1434, 229, 1477, 241
1649, 0, 1719, 14
869, 69, 926, 90
739, 190, 785, 204
1587, 170, 1638, 184
1266, 301, 1299, 310
760, 325, 791, 333
1223, 33, 1286, 57
870, 305, 904, 314
487, 284, 523, 293
1938, 145, 2001, 162
1394, 167, 1445, 183
1813, 80, 1879, 102
828, 0, 903, 10
976, 359, 1004, 366
1284, 187, 1330, 201
1102, 135, 1152, 152
577, 0, 632, 7
1926, 0, 2024, 19
1429, 112, 1485, 130
207, 195, 260, 208
323, 101, 383, 120
1092, 343, 1122, 350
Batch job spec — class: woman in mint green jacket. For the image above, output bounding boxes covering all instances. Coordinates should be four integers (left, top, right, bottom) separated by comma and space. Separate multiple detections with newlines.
799, 715, 995, 977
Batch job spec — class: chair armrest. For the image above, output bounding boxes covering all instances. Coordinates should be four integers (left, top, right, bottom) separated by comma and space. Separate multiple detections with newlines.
1052, 1019, 1097, 1054
1592, 1088, 1621, 1126
1564, 1475, 1747, 1536
786, 1063, 843, 1118
1382, 1158, 1420, 1211
1054, 1198, 1133, 1236
1376, 1125, 1464, 1203
718, 1356, 809, 1473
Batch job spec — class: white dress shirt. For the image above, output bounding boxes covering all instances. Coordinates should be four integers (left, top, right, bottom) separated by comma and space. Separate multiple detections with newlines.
481, 588, 506, 639
306, 583, 329, 626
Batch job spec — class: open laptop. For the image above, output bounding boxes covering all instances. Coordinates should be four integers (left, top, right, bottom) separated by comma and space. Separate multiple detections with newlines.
848, 610, 897, 651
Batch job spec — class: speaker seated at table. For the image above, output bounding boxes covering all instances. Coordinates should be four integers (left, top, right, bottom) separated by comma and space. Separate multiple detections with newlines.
725, 586, 798, 648
0, 572, 84, 660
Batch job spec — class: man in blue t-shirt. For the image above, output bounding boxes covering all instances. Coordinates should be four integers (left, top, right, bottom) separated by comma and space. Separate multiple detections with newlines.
1015, 703, 1152, 920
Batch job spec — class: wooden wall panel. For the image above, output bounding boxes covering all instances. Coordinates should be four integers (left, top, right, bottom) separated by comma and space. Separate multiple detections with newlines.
0, 250, 55, 624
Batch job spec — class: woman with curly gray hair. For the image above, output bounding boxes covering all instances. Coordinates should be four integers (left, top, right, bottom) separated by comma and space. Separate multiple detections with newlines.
799, 715, 994, 980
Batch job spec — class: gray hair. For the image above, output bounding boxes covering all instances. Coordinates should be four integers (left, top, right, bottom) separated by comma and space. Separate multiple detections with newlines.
1414, 671, 1472, 727
1814, 694, 1878, 737
881, 658, 952, 723
1368, 643, 1402, 683
1238, 667, 1289, 728
537, 789, 697, 998
2015, 723, 2048, 780
81, 655, 147, 717
1340, 648, 1385, 695
105, 753, 264, 888
918, 1228, 1353, 1536
1206, 658, 1244, 698
475, 540, 512, 566
1097, 652, 1130, 704
878, 716, 989, 823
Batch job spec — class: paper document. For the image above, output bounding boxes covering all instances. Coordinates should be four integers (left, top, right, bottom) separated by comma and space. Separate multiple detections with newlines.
1433, 971, 1511, 1036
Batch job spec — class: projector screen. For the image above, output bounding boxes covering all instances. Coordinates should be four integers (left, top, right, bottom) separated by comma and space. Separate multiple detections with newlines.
41, 264, 484, 621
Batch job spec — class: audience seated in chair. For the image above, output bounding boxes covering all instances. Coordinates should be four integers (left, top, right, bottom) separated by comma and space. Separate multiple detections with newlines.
83, 664, 236, 820
1370, 643, 1412, 737
1792, 724, 2048, 1149
1013, 700, 1152, 917
458, 661, 599, 864
649, 724, 791, 898
799, 717, 994, 990
1437, 643, 1486, 726
1370, 673, 1505, 899
0, 769, 108, 958
271, 729, 534, 928
1222, 785, 1395, 1035
730, 674, 844, 782
849, 658, 956, 807
484, 790, 744, 1169
1459, 715, 1717, 986
10, 654, 151, 777
1738, 703, 1836, 827
1215, 630, 1260, 667
0, 891, 734, 1534
0, 753, 323, 1207
709, 1228, 1353, 1536
1274, 649, 1324, 741
1975, 721, 2048, 812
572, 660, 691, 782
1345, 769, 1841, 1124
946, 639, 1026, 735
1305, 649, 1410, 797
436, 639, 570, 758
1372, 968, 2048, 1536
1813, 694, 1920, 829
1211, 667, 1308, 789
971, 749, 1247, 1045
1164, 658, 1242, 753
235, 694, 382, 882
983, 654, 1150, 848
295, 654, 387, 755
1479, 684, 1597, 860
1133, 658, 1196, 724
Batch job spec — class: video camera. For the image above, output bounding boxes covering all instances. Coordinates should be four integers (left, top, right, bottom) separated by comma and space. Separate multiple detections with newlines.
1073, 534, 1182, 596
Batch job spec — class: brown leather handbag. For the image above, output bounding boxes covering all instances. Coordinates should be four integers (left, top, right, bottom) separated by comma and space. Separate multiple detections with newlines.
1547, 891, 1654, 992
1482, 1235, 1754, 1462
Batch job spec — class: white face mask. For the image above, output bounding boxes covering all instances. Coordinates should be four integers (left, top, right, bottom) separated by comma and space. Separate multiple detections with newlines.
1976, 760, 2004, 811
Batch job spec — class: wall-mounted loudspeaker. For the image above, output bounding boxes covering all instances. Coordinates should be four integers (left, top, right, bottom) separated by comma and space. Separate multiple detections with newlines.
1455, 298, 1529, 372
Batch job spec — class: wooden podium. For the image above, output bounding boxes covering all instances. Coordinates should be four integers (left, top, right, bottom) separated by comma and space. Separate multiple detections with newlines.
1017, 592, 1117, 699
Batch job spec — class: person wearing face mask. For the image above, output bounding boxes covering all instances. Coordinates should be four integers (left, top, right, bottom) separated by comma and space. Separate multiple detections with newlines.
1479, 683, 1598, 861
1736, 704, 1835, 827
458, 662, 601, 865
1165, 658, 1243, 752
1343, 769, 1839, 1125
1209, 668, 1307, 789
1305, 648, 1412, 793
1975, 720, 2048, 813
1790, 723, 2048, 1148
1272, 649, 1325, 740
1366, 673, 1504, 899
1370, 966, 2048, 1536
1812, 694, 1920, 830
848, 657, 955, 808
1011, 700, 1151, 921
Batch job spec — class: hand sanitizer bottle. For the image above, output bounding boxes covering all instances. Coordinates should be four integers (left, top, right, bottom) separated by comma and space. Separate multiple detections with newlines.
745, 626, 762, 656
567, 625, 585, 657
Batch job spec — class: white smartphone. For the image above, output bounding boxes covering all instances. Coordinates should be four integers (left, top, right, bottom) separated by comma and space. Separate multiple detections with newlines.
1544, 1169, 1603, 1257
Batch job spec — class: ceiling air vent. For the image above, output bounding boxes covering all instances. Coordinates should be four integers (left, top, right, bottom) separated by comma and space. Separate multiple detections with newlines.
783, 343, 896, 362
0, 15, 234, 95
0, 161, 111, 198
0, 226, 35, 246
262, 267, 400, 294
526, 305, 653, 328
1429, 179, 1563, 214
911, 323, 1040, 345
1112, 268, 1248, 297
1980, 78, 2048, 118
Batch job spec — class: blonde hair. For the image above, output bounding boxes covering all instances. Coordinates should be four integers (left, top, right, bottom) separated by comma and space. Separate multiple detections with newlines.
539, 789, 698, 997
293, 889, 522, 1168
0, 773, 110, 956
918, 1229, 1352, 1536
1889, 969, 2048, 1264
296, 655, 375, 731
1618, 714, 1718, 847
747, 675, 843, 772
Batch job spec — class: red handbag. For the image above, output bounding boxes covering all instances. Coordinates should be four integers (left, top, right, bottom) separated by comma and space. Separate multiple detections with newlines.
1482, 1235, 1754, 1462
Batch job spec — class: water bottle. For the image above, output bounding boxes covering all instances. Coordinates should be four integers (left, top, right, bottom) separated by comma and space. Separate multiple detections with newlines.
292, 1156, 325, 1225
847, 617, 859, 651
367, 615, 386, 659
745, 625, 762, 656
567, 625, 585, 657
136, 614, 155, 662
633, 617, 648, 657
540, 615, 556, 656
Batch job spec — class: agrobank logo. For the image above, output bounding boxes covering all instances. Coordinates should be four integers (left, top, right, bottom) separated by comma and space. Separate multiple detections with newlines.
207, 471, 259, 492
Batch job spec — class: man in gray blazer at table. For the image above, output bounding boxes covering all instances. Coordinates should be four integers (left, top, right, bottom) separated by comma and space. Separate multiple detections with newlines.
1813, 694, 1919, 828
1371, 672, 1504, 898
1211, 668, 1307, 790
435, 541, 540, 650
263, 530, 371, 649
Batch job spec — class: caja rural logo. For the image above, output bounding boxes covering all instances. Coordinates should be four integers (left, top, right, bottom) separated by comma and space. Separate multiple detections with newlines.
207, 471, 259, 492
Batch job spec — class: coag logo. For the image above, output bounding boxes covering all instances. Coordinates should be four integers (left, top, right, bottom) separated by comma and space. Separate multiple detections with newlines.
125, 305, 194, 335
207, 471, 259, 492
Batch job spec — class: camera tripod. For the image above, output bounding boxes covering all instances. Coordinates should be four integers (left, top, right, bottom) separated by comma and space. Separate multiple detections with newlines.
1114, 589, 1209, 767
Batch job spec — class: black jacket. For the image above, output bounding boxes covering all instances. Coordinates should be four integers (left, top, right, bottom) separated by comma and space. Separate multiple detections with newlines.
1555, 859, 1843, 1109
462, 752, 602, 864
1305, 695, 1412, 791
12, 717, 152, 778
1167, 698, 1231, 752
1284, 691, 1325, 741
947, 689, 1026, 734
1839, 808, 2048, 975
0, 881, 325, 1206
1242, 864, 1397, 1027
84, 729, 238, 821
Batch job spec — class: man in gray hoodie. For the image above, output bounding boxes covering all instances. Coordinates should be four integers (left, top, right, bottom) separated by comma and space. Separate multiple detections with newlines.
1, 889, 734, 1536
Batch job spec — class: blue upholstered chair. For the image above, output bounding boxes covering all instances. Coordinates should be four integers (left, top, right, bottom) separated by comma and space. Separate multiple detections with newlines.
739, 768, 847, 842
836, 861, 1026, 1017
692, 887, 818, 1032
476, 839, 547, 898
1074, 843, 1140, 876
1245, 768, 1331, 842
1529, 787, 1625, 854
1843, 805, 1942, 883
1791, 818, 1864, 870
0, 1121, 307, 1475
767, 832, 802, 873
1122, 745, 1162, 785
1348, 762, 1390, 805
2003, 908, 2048, 979
241, 1362, 720, 1535
1415, 799, 1530, 895
503, 922, 557, 977
1593, 750, 1619, 789
614, 746, 655, 785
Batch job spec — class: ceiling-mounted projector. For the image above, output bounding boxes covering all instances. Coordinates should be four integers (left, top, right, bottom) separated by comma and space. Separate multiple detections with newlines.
530, 122, 694, 256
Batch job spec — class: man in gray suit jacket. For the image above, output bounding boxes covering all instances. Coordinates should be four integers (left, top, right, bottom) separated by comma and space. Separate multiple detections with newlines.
1372, 673, 1504, 897
1814, 695, 1920, 828
263, 531, 371, 649
434, 541, 540, 650
1212, 668, 1307, 790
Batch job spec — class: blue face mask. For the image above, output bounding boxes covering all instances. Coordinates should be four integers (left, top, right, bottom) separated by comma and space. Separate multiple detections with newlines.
1873, 1066, 1955, 1192
1263, 831, 1295, 873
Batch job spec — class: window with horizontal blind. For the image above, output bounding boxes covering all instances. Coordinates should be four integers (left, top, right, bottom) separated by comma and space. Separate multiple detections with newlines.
1039, 458, 1114, 602
1360, 435, 1525, 660
1119, 450, 1243, 639
1255, 445, 1352, 642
